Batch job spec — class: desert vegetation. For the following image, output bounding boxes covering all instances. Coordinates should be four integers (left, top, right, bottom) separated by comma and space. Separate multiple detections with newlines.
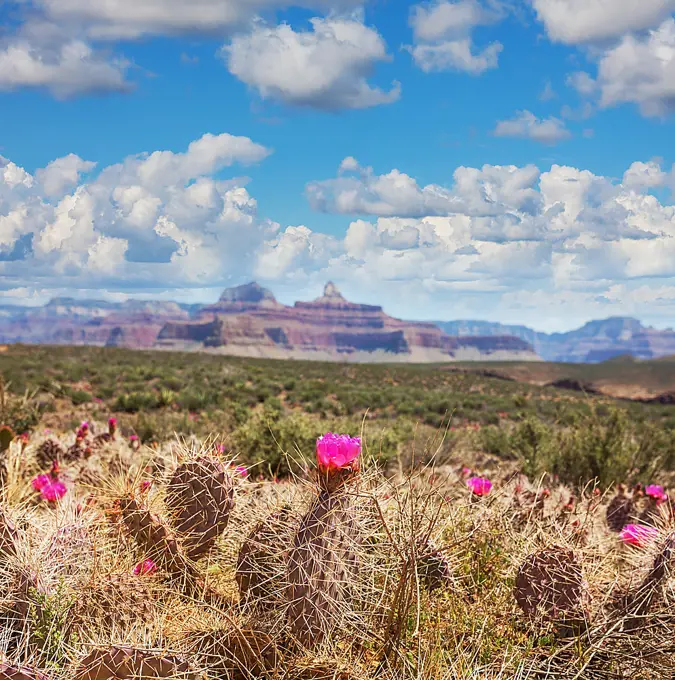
0, 344, 674, 678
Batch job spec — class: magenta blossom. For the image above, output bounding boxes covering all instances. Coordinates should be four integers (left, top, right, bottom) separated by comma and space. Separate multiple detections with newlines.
620, 524, 659, 547
645, 485, 667, 502
32, 474, 51, 492
316, 433, 361, 473
234, 465, 248, 478
467, 476, 493, 497
32, 474, 67, 503
133, 559, 158, 576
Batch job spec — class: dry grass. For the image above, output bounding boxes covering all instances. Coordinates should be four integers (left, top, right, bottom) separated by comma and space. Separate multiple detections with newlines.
0, 420, 673, 679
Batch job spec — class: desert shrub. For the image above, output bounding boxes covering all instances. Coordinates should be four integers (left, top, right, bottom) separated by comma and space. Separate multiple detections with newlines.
64, 388, 92, 405
509, 415, 556, 480
551, 406, 675, 486
231, 406, 329, 477
0, 383, 43, 433
478, 424, 512, 458
114, 391, 160, 412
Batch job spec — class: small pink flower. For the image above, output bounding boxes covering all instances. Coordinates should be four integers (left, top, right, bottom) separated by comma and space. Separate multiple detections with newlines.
316, 433, 361, 473
129, 434, 139, 441
133, 559, 157, 576
467, 476, 492, 497
234, 465, 248, 478
40, 480, 67, 502
645, 485, 667, 502
460, 466, 472, 478
139, 480, 153, 493
32, 474, 51, 492
620, 524, 659, 547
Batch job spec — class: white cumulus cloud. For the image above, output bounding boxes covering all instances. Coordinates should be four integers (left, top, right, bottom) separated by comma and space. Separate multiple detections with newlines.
222, 14, 400, 110
494, 110, 572, 144
407, 0, 505, 74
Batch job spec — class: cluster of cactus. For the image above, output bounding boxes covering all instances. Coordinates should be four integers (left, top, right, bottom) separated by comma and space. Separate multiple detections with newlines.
114, 452, 238, 598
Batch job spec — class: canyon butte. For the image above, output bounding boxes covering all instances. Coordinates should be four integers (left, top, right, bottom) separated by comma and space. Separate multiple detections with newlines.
155, 282, 538, 362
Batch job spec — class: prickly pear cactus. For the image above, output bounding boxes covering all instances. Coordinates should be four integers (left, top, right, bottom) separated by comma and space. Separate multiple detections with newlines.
606, 486, 634, 533
623, 532, 675, 632
187, 627, 280, 680
117, 496, 192, 575
35, 439, 65, 470
165, 456, 234, 559
514, 546, 587, 623
286, 433, 362, 648
73, 646, 196, 680
236, 505, 294, 605
416, 539, 452, 592
0, 664, 51, 680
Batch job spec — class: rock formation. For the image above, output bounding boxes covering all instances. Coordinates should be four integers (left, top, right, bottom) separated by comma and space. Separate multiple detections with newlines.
156, 282, 539, 363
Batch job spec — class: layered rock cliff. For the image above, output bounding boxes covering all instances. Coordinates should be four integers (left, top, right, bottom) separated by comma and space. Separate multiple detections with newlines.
156, 282, 539, 362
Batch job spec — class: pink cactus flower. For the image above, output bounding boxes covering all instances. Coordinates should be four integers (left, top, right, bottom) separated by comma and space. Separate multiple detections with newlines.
645, 485, 667, 502
460, 466, 472, 478
133, 559, 158, 576
31, 474, 67, 502
139, 480, 153, 493
316, 432, 361, 473
467, 476, 492, 497
32, 474, 51, 492
40, 480, 67, 502
620, 524, 659, 547
234, 465, 248, 478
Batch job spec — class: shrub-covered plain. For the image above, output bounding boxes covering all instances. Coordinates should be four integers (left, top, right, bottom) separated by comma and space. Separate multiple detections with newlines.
0, 345, 673, 678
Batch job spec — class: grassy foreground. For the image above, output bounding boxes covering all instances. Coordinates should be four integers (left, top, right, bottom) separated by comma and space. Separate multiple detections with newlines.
0, 345, 673, 678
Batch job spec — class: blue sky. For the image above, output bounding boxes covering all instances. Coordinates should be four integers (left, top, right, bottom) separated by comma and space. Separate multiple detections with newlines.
1, 0, 675, 332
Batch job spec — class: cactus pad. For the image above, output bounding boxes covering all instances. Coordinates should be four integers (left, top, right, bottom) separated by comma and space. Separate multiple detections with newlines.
165, 456, 235, 559
73, 646, 196, 680
606, 491, 634, 533
514, 546, 586, 621
0, 665, 51, 680
416, 540, 452, 592
236, 505, 294, 605
286, 489, 359, 648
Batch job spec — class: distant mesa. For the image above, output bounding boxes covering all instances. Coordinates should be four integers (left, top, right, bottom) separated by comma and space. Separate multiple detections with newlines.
218, 282, 277, 304
5, 283, 672, 365
154, 281, 538, 363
